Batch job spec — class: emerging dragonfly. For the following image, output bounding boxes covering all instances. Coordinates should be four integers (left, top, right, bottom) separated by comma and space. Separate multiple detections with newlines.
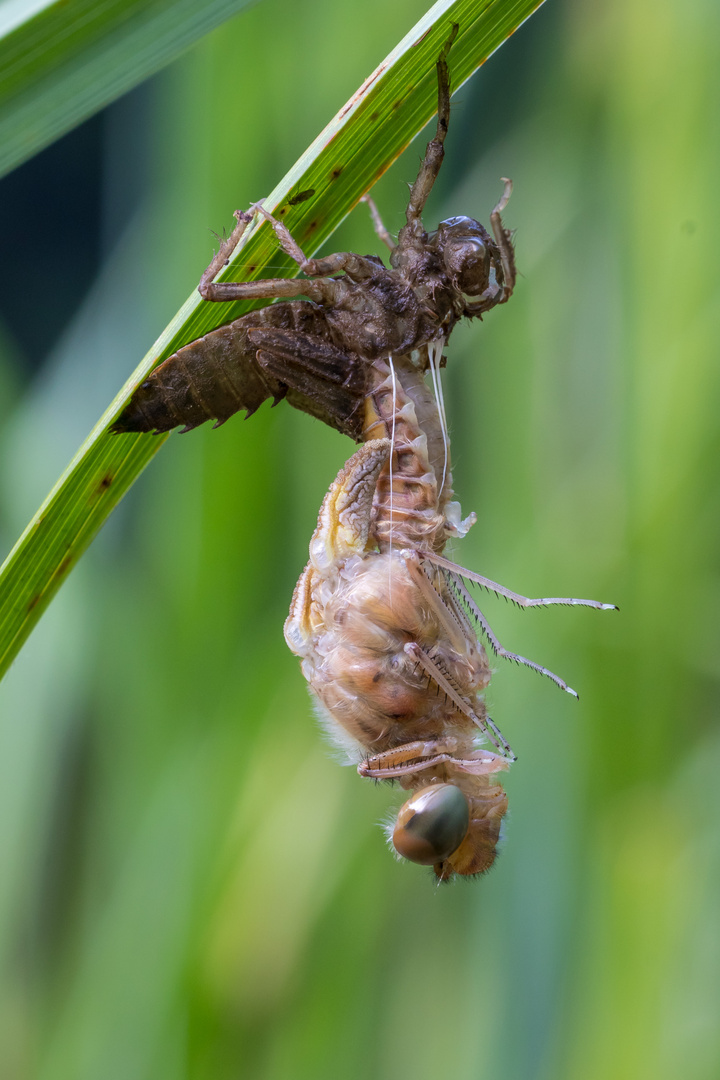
114, 28, 615, 880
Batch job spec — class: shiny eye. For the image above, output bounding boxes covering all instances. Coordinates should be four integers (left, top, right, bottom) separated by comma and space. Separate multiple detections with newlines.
457, 241, 490, 294
443, 239, 491, 296
392, 784, 470, 865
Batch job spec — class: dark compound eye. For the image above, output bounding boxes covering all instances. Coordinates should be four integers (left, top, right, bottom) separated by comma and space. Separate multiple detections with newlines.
392, 784, 470, 865
444, 238, 491, 296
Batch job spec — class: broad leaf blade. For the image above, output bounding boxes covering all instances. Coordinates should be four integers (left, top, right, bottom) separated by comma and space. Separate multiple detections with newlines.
0, 0, 255, 178
0, 0, 545, 680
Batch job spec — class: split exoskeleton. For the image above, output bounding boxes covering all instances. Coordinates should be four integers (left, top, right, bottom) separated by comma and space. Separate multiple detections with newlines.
114, 28, 615, 880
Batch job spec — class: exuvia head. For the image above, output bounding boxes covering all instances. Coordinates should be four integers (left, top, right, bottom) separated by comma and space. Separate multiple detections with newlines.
432, 216, 501, 297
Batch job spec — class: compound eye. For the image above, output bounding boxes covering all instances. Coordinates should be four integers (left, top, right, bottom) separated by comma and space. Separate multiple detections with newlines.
392, 784, 470, 865
454, 239, 491, 295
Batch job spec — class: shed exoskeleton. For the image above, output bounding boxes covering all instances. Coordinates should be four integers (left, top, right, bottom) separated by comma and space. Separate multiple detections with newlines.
112, 28, 515, 439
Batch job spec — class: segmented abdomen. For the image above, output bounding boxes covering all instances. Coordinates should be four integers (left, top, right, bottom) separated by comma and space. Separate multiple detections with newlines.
362, 346, 464, 553
113, 301, 365, 438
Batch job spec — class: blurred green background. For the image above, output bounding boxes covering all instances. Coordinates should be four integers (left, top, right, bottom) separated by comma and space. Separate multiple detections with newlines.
0, 0, 718, 1077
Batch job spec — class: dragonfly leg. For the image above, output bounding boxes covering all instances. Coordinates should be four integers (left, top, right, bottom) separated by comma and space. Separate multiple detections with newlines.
252, 201, 384, 281
490, 179, 517, 301
198, 207, 317, 301
361, 194, 396, 253
462, 182, 516, 315
196, 205, 358, 304
358, 738, 504, 780
198, 208, 255, 297
359, 738, 460, 779
401, 24, 458, 231
441, 570, 579, 697
420, 551, 617, 611
402, 553, 473, 656
403, 642, 516, 761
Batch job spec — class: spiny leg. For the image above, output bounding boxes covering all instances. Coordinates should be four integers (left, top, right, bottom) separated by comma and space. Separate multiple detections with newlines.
489, 179, 517, 301
195, 207, 338, 302
402, 24, 459, 229
250, 199, 310, 268
197, 207, 320, 301
420, 551, 617, 611
196, 202, 374, 304
361, 194, 396, 253
359, 737, 461, 779
462, 180, 516, 316
198, 208, 255, 298
200, 275, 331, 303
252, 200, 386, 280
404, 642, 516, 761
359, 738, 504, 780
443, 571, 580, 698
403, 553, 469, 656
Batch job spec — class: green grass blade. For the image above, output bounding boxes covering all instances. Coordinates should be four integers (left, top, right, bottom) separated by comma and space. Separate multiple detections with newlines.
0, 0, 255, 178
0, 0, 545, 681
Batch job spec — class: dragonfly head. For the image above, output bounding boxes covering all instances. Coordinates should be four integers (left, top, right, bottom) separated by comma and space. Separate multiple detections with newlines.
391, 772, 509, 880
392, 783, 470, 865
432, 216, 498, 298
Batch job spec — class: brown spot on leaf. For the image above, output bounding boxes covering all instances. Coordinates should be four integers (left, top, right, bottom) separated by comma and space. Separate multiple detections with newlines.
412, 26, 433, 47
338, 63, 387, 119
